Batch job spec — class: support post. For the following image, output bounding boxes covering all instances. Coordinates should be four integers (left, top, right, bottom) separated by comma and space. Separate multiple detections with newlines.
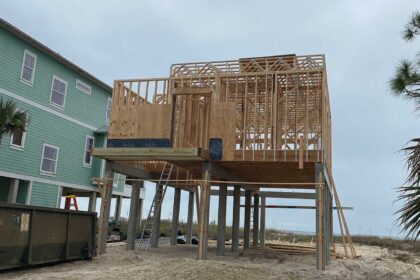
137, 196, 144, 233
186, 191, 194, 244
171, 188, 181, 245
253, 193, 260, 247
260, 196, 266, 248
151, 183, 162, 248
216, 184, 227, 256
198, 169, 211, 260
7, 178, 19, 203
231, 185, 240, 253
88, 191, 97, 212
243, 189, 251, 250
114, 195, 122, 221
98, 162, 113, 254
126, 181, 141, 250
315, 163, 326, 270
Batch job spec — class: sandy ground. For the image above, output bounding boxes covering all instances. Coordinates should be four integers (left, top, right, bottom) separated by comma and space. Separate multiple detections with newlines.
1, 242, 419, 280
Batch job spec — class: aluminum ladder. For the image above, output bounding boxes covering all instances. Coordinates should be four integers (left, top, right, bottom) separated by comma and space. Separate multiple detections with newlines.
137, 162, 174, 251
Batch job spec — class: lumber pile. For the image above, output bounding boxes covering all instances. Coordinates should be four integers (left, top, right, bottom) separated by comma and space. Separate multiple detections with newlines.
265, 243, 336, 257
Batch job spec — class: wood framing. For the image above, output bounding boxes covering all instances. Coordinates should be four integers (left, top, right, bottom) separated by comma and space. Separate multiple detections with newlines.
92, 54, 351, 270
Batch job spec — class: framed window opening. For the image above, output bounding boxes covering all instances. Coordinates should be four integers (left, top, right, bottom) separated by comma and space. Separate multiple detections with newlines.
106, 97, 112, 121
40, 143, 59, 175
10, 111, 28, 150
76, 79, 92, 95
50, 75, 67, 108
83, 135, 94, 167
20, 49, 37, 85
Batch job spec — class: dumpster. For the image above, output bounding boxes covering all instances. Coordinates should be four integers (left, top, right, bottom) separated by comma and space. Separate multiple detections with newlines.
0, 202, 96, 270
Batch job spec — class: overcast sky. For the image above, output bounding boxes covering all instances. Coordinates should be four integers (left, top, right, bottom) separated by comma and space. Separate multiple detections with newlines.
1, 0, 419, 237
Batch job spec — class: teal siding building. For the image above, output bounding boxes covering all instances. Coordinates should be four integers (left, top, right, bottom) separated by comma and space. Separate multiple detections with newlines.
0, 19, 128, 210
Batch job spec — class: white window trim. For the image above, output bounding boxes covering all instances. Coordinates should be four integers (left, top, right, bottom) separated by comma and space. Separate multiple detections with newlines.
40, 143, 60, 176
20, 49, 37, 85
83, 135, 94, 167
76, 79, 92, 95
106, 97, 112, 122
10, 110, 27, 150
49, 75, 67, 109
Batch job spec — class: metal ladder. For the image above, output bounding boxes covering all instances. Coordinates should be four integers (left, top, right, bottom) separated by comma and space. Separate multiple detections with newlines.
137, 162, 174, 251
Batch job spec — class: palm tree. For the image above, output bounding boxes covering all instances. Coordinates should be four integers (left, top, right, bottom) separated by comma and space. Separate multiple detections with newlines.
0, 98, 27, 143
390, 11, 420, 241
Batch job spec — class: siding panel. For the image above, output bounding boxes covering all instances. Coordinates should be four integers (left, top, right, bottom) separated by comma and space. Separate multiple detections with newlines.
30, 181, 59, 207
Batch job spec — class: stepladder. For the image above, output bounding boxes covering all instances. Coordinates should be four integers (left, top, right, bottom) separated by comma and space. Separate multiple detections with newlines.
64, 195, 79, 210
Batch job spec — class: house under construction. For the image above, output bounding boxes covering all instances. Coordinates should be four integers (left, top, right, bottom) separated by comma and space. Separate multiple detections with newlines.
92, 54, 355, 270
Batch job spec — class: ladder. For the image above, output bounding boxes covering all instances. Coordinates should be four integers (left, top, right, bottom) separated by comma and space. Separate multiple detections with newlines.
137, 162, 174, 251
64, 195, 78, 210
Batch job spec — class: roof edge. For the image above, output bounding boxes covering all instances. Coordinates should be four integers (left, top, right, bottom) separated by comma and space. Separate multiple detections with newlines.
0, 18, 112, 93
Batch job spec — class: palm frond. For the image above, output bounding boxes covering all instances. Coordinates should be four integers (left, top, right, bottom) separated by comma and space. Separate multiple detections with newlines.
396, 139, 420, 240
0, 98, 27, 138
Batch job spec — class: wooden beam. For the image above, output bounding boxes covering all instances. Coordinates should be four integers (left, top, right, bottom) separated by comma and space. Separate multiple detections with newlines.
111, 162, 152, 179
93, 147, 210, 161
210, 189, 316, 199
239, 205, 353, 210
172, 87, 212, 95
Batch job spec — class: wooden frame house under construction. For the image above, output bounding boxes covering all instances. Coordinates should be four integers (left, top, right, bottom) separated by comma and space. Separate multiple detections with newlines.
93, 54, 355, 270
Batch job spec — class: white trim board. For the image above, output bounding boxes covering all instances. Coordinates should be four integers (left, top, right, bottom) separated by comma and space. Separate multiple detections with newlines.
0, 169, 97, 192
0, 87, 97, 130
0, 169, 126, 195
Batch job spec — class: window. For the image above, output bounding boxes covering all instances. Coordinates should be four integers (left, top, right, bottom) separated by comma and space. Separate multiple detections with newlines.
83, 136, 94, 166
20, 49, 37, 84
40, 144, 59, 174
10, 111, 27, 149
106, 97, 112, 121
76, 79, 91, 95
50, 76, 67, 108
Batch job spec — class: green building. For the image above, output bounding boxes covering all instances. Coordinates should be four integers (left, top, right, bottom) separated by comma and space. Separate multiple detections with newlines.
0, 18, 135, 213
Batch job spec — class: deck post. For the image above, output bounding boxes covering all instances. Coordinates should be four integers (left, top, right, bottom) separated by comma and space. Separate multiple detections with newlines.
151, 183, 163, 248
253, 193, 260, 247
198, 168, 211, 260
186, 191, 194, 244
216, 184, 227, 256
231, 185, 241, 253
171, 187, 181, 245
114, 195, 122, 221
126, 181, 141, 250
243, 189, 251, 250
137, 194, 144, 233
7, 178, 19, 203
315, 163, 326, 270
88, 191, 97, 212
260, 196, 266, 248
98, 162, 113, 254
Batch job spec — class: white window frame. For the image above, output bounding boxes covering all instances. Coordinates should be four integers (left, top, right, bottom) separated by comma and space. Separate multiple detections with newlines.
20, 49, 37, 85
76, 79, 92, 95
40, 143, 59, 175
10, 111, 28, 150
49, 75, 67, 109
106, 97, 112, 121
83, 135, 94, 167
